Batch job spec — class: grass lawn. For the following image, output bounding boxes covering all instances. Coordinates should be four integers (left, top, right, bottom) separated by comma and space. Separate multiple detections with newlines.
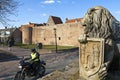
14, 43, 77, 51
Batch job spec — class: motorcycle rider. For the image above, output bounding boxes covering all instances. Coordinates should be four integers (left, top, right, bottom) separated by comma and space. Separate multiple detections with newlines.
14, 49, 46, 80
25, 48, 40, 74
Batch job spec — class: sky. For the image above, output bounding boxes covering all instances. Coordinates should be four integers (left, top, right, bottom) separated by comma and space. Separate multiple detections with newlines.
1, 0, 120, 29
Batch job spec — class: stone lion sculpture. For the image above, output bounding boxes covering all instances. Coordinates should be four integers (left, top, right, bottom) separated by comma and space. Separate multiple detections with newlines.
80, 6, 120, 80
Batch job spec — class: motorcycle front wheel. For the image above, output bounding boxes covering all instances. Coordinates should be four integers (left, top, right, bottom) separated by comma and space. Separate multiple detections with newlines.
14, 71, 25, 80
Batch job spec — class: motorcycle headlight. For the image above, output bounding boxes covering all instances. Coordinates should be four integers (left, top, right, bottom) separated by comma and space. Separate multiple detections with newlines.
18, 64, 22, 68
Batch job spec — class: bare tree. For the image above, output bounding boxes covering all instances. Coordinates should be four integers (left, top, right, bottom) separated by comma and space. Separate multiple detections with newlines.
0, 0, 18, 25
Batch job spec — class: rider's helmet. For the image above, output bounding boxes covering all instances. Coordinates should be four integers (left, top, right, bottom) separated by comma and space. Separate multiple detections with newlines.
31, 48, 36, 53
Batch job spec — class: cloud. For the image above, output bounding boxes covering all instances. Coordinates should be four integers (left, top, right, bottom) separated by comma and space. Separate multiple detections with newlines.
27, 8, 34, 12
115, 11, 120, 14
71, 1, 75, 4
43, 0, 55, 4
40, 13, 47, 17
57, 0, 61, 3
41, 0, 62, 4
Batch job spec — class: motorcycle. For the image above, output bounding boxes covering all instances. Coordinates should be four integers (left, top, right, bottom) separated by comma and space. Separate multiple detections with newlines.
14, 57, 46, 80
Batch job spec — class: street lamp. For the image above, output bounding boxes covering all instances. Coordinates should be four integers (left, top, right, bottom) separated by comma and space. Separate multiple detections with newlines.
53, 28, 58, 53
4, 27, 7, 43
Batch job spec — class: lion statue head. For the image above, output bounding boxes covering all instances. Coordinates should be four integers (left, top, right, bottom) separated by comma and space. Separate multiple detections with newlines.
81, 6, 119, 40
81, 6, 120, 71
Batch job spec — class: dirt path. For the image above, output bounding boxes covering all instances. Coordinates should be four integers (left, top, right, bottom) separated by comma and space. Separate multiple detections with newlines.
0, 46, 79, 80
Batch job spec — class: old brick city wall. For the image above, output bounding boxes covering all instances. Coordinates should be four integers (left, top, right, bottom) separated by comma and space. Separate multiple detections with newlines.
22, 22, 84, 46
22, 26, 32, 44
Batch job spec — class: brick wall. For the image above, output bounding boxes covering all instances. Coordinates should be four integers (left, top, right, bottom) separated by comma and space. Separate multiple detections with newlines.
32, 22, 84, 46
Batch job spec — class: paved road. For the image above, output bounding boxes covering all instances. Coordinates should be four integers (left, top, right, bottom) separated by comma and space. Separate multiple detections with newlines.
0, 46, 79, 80
0, 46, 31, 80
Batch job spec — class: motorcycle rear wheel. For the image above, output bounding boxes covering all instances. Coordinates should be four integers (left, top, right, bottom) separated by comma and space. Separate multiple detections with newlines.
38, 65, 46, 77
14, 71, 25, 80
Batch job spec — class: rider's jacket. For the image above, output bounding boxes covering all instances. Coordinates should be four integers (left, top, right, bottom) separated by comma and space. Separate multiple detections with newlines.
31, 52, 40, 62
